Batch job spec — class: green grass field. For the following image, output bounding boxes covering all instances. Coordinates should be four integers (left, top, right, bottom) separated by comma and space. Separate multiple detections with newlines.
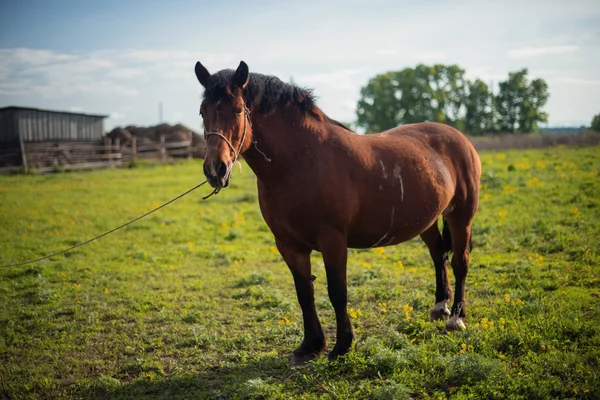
1, 145, 599, 399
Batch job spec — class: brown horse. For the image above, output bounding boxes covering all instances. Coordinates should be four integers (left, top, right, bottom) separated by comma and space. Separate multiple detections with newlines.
194, 60, 481, 364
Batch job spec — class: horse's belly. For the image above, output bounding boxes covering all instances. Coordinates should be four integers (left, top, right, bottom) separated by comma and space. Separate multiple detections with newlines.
347, 212, 437, 248
347, 186, 449, 249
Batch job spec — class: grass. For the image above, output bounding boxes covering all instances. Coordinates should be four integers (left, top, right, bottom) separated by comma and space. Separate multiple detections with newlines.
0, 146, 599, 399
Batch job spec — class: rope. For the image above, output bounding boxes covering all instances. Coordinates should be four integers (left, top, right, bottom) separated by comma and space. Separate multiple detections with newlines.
0, 180, 208, 268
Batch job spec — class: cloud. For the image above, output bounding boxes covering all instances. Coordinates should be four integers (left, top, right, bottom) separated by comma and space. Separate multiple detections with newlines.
109, 111, 125, 119
0, 48, 138, 97
508, 45, 580, 58
292, 69, 365, 91
106, 67, 146, 80
0, 48, 77, 66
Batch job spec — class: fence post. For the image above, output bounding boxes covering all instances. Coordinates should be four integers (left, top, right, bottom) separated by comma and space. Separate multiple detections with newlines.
114, 138, 120, 166
160, 134, 166, 161
18, 133, 28, 173
131, 136, 137, 162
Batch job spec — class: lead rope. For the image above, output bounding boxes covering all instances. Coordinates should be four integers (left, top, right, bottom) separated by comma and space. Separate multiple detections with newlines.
0, 180, 209, 268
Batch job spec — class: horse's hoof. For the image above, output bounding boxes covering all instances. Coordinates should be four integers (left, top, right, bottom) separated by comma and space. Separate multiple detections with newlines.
290, 352, 319, 367
446, 316, 466, 331
429, 301, 451, 321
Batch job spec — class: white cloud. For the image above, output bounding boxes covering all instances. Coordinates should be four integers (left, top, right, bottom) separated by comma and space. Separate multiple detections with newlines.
0, 48, 77, 66
110, 111, 125, 119
106, 67, 146, 80
508, 45, 580, 58
293, 69, 365, 91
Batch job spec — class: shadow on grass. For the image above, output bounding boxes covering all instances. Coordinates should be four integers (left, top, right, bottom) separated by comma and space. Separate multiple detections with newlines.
75, 354, 297, 400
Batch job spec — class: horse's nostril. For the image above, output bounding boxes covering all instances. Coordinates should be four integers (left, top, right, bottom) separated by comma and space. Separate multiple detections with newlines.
217, 162, 228, 178
203, 163, 210, 177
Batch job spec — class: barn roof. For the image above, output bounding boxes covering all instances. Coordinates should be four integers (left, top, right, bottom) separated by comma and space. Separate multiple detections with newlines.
0, 106, 108, 119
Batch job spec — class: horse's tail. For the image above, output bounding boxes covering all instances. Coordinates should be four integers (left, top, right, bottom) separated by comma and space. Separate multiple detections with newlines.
441, 218, 473, 254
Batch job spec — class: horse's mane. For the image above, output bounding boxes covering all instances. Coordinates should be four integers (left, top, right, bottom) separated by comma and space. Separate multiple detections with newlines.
203, 70, 353, 133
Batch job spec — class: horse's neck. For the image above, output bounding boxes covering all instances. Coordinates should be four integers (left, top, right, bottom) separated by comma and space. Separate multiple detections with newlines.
243, 108, 326, 187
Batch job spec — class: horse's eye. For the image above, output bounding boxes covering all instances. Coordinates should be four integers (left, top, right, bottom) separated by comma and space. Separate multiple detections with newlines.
235, 108, 243, 116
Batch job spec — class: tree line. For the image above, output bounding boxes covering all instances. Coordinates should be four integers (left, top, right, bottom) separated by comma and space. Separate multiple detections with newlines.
355, 65, 551, 135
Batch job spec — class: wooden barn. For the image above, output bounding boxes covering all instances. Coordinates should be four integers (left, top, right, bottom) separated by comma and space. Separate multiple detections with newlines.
0, 106, 113, 172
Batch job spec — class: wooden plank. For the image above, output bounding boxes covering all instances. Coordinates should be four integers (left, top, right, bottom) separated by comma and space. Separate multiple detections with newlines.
164, 141, 192, 149
33, 160, 123, 173
168, 148, 195, 156
24, 143, 120, 152
0, 165, 23, 173
19, 131, 27, 172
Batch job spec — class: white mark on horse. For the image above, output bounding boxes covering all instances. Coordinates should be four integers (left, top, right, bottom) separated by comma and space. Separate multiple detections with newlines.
393, 165, 404, 201
380, 161, 388, 179
429, 300, 451, 321
372, 207, 395, 248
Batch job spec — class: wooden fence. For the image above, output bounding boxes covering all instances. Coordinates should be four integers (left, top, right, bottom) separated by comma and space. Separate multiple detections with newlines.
0, 134, 193, 173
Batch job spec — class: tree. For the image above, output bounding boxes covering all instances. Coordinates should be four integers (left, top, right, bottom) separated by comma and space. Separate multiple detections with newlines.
356, 65, 549, 135
356, 64, 467, 133
590, 113, 600, 132
429, 64, 467, 127
356, 72, 402, 133
495, 69, 549, 133
464, 79, 493, 135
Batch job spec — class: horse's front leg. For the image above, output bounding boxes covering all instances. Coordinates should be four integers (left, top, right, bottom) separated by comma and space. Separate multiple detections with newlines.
318, 231, 355, 360
276, 239, 326, 365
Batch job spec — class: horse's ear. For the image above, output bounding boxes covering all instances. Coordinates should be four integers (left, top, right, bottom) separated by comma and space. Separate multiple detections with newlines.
195, 61, 210, 87
232, 61, 249, 89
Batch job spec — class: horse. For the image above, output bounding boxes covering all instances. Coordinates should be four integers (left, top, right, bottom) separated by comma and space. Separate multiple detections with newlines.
194, 60, 481, 365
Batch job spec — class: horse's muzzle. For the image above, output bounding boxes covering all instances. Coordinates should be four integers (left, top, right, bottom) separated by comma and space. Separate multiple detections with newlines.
203, 162, 230, 188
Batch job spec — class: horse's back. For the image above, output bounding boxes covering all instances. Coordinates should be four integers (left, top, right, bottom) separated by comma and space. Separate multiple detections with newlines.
383, 122, 480, 178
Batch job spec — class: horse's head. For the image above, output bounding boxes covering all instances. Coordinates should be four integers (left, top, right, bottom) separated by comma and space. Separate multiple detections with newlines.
195, 60, 253, 189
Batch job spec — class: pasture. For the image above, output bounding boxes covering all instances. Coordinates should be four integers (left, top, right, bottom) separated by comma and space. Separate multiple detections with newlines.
0, 145, 598, 399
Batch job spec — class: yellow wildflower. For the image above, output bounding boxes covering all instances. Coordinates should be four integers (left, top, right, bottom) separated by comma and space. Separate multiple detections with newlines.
372, 247, 385, 256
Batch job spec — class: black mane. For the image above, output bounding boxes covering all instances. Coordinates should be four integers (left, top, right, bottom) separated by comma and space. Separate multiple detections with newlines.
202, 70, 353, 132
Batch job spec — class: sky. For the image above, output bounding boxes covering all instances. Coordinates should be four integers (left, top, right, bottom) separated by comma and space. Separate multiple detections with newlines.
0, 0, 599, 132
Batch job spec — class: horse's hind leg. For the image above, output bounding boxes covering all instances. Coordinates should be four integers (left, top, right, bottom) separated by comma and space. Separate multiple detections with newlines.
420, 221, 452, 321
276, 239, 326, 365
445, 215, 474, 331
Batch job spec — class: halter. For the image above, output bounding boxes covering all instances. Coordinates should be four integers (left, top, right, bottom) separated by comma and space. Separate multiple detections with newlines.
201, 104, 251, 199
204, 104, 251, 164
